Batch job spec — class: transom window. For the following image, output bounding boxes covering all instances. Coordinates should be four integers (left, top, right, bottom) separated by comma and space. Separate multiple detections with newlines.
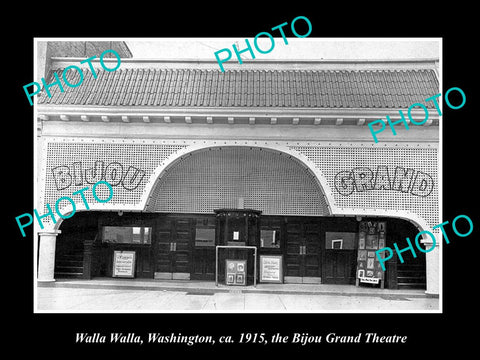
102, 226, 152, 244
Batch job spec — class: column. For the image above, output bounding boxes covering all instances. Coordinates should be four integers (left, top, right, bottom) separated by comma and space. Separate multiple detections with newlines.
423, 237, 440, 296
37, 231, 61, 282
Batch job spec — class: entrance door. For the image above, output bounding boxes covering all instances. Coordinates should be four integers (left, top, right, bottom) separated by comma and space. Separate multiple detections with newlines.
323, 231, 357, 284
155, 218, 192, 280
323, 251, 356, 284
135, 246, 153, 278
285, 220, 321, 283
191, 218, 216, 280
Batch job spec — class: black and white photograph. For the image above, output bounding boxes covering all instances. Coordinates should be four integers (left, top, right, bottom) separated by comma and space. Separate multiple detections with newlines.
31, 38, 442, 313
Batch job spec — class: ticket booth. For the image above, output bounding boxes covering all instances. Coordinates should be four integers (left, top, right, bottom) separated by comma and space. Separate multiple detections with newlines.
214, 209, 261, 285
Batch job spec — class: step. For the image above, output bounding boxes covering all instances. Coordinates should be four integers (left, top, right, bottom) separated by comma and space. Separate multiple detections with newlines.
54, 272, 84, 278
58, 254, 83, 260
397, 283, 426, 290
397, 276, 426, 283
56, 260, 84, 266
55, 264, 83, 269
397, 268, 426, 274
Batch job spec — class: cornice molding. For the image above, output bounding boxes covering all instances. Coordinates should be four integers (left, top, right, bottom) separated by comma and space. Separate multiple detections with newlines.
36, 105, 440, 126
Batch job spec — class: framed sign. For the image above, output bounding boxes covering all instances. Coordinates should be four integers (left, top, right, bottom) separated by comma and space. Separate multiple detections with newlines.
113, 251, 136, 278
225, 259, 246, 286
356, 221, 386, 286
331, 239, 343, 249
259, 255, 283, 283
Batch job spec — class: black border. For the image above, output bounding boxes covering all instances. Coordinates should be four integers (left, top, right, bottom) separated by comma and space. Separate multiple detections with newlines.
9, 6, 477, 355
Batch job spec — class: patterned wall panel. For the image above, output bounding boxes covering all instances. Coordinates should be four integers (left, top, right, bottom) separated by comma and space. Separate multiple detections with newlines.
145, 147, 330, 215
40, 139, 187, 226
290, 144, 439, 231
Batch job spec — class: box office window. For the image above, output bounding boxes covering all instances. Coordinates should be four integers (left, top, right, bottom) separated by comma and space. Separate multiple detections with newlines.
102, 226, 152, 244
260, 229, 280, 248
195, 228, 216, 247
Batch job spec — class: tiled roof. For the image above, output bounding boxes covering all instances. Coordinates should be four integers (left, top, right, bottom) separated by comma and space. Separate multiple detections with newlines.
47, 41, 133, 58
38, 68, 439, 109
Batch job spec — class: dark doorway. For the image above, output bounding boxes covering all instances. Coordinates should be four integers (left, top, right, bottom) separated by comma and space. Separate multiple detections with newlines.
54, 212, 426, 290
155, 217, 193, 280
284, 219, 321, 283
191, 216, 216, 280
323, 231, 357, 284
321, 218, 360, 285
323, 250, 357, 284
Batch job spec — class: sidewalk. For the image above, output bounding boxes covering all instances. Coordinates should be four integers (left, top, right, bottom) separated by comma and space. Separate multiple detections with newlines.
36, 278, 440, 312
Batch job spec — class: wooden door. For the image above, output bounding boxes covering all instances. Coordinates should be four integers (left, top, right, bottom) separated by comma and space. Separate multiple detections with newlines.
172, 219, 192, 276
285, 222, 303, 279
284, 220, 321, 283
154, 217, 193, 280
191, 219, 216, 280
192, 248, 216, 280
155, 219, 174, 276
323, 250, 356, 284
303, 223, 321, 282
135, 246, 153, 278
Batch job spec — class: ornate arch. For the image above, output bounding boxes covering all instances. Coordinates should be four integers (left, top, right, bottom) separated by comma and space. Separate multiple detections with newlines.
141, 143, 335, 216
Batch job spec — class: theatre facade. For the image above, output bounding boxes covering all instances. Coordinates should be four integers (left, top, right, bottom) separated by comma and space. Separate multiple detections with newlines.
35, 48, 441, 295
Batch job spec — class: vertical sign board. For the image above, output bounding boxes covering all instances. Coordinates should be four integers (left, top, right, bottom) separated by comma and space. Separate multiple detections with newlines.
113, 251, 136, 278
259, 255, 283, 283
356, 221, 386, 285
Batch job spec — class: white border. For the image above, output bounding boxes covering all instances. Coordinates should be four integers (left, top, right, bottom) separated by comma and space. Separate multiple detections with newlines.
33, 37, 442, 314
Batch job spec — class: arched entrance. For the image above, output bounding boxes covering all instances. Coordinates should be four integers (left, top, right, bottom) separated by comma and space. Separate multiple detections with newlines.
144, 146, 331, 216
144, 146, 331, 281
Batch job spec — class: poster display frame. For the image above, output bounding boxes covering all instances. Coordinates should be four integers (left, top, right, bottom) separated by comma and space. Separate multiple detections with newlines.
225, 259, 247, 286
259, 255, 284, 283
356, 221, 386, 288
112, 250, 136, 278
215, 246, 257, 287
